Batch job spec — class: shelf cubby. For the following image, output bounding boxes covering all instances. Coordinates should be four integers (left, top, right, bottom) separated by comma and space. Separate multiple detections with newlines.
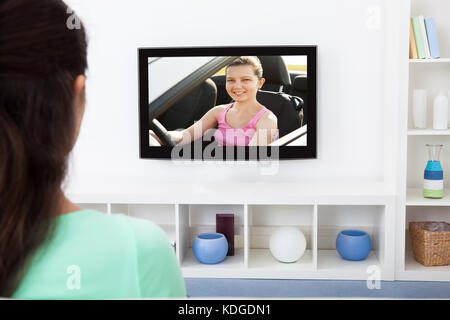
317, 205, 387, 279
176, 204, 245, 276
407, 34, 450, 132
398, 206, 450, 280
246, 205, 315, 273
407, 135, 450, 189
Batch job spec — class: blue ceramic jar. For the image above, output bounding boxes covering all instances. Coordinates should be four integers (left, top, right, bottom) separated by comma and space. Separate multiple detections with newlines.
336, 230, 371, 261
192, 233, 228, 264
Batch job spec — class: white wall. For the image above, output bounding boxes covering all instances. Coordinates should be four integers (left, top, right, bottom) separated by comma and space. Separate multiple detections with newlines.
64, 0, 401, 195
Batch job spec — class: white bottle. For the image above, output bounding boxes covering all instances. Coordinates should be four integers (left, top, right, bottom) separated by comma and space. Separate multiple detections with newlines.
433, 91, 448, 130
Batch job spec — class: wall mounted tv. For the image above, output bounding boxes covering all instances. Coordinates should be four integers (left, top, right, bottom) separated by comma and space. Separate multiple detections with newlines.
138, 46, 316, 160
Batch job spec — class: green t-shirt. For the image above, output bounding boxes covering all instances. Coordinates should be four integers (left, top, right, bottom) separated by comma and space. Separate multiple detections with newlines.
12, 209, 186, 299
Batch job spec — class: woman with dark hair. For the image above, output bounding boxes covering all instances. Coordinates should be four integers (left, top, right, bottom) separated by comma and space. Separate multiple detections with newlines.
0, 0, 186, 298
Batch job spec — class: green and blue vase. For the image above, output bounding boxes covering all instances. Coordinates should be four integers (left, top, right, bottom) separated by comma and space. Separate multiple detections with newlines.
423, 144, 444, 199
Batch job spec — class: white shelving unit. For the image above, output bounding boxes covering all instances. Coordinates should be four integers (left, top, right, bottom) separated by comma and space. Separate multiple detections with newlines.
397, 0, 450, 281
70, 182, 396, 281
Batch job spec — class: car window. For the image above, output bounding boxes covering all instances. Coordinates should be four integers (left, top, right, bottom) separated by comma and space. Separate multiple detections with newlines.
282, 55, 307, 73
148, 56, 216, 103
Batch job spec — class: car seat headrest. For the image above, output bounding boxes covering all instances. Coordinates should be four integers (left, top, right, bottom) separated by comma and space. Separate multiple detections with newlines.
257, 56, 291, 86
293, 75, 307, 91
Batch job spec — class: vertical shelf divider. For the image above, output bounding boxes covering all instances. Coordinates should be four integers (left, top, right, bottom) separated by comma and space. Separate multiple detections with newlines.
175, 204, 180, 264
312, 204, 318, 270
106, 203, 111, 215
384, 201, 396, 280
244, 204, 249, 269
175, 204, 189, 266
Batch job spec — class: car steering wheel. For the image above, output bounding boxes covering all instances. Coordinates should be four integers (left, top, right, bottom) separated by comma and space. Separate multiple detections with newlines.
150, 119, 176, 147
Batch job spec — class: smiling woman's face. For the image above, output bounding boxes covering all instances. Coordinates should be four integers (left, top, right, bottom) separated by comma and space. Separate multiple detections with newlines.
225, 65, 265, 103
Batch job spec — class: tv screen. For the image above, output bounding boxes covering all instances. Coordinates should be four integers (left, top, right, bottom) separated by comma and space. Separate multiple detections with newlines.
138, 46, 316, 160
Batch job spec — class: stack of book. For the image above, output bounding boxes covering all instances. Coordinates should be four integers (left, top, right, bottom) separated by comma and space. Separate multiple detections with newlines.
409, 16, 440, 59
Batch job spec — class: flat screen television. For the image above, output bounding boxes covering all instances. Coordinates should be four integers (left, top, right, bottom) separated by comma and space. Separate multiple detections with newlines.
138, 46, 316, 160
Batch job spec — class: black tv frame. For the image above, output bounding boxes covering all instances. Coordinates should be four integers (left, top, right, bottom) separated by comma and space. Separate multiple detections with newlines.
138, 46, 317, 160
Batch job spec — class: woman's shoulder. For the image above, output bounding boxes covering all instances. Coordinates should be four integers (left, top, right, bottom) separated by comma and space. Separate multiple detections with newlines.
211, 104, 230, 114
62, 210, 174, 265
205, 104, 231, 120
125, 215, 171, 246
257, 107, 277, 128
124, 215, 186, 297
31, 210, 183, 298
58, 209, 166, 243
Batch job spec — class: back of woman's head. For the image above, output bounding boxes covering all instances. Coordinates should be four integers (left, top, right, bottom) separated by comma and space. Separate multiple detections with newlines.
0, 0, 87, 296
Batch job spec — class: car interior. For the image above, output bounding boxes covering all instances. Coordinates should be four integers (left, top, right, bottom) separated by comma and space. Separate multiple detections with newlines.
155, 55, 308, 144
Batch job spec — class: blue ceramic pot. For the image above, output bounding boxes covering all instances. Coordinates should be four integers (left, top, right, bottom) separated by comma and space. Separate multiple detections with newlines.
336, 230, 371, 261
193, 233, 228, 264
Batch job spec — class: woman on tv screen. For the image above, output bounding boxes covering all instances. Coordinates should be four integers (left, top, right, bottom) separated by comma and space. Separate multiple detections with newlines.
150, 56, 279, 146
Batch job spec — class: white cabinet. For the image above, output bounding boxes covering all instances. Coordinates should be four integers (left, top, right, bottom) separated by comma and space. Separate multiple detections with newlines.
396, 0, 450, 281
71, 184, 396, 281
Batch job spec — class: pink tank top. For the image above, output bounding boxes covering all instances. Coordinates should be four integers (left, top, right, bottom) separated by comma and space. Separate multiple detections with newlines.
213, 103, 268, 146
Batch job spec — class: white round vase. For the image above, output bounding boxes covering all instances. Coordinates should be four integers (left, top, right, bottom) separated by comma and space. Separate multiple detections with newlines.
269, 226, 306, 263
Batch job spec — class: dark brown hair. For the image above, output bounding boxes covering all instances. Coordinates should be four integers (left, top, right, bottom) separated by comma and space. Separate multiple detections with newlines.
0, 0, 87, 296
226, 56, 263, 79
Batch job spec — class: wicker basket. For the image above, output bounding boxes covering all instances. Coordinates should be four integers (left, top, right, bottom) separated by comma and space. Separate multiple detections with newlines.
409, 221, 450, 266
